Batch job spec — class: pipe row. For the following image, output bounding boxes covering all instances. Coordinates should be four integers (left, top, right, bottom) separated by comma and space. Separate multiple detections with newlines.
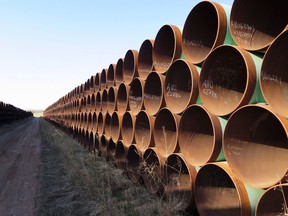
0, 101, 32, 124
44, 0, 288, 215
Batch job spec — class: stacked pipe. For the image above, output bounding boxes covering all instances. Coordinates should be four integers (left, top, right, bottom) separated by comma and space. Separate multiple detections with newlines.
44, 0, 288, 214
0, 101, 32, 124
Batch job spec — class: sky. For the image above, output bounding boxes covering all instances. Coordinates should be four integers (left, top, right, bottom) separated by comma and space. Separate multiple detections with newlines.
0, 0, 233, 111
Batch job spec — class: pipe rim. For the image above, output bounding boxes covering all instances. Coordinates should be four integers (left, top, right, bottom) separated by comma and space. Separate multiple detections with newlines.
199, 44, 256, 116
144, 71, 165, 116
178, 104, 222, 166
182, 0, 227, 64
164, 59, 199, 114
223, 104, 288, 188
153, 24, 182, 74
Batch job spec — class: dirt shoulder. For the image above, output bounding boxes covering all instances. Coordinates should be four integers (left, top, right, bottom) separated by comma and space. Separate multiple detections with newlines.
0, 118, 41, 216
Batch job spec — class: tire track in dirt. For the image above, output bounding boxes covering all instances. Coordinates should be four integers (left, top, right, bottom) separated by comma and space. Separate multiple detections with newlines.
0, 118, 41, 216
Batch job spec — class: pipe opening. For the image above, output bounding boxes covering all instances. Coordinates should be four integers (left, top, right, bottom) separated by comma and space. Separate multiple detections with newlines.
195, 163, 249, 215
260, 30, 288, 118
117, 83, 129, 116
111, 112, 121, 143
107, 64, 116, 88
101, 89, 108, 114
165, 154, 196, 210
179, 105, 222, 166
224, 105, 288, 188
164, 60, 199, 114
101, 69, 107, 90
115, 140, 127, 169
115, 58, 124, 87
121, 112, 135, 147
127, 145, 142, 183
107, 87, 117, 114
154, 108, 179, 157
153, 25, 182, 74
135, 110, 153, 152
199, 45, 251, 116
138, 39, 154, 80
129, 78, 144, 115
123, 50, 138, 85
182, 1, 226, 64
230, 0, 288, 51
144, 71, 164, 116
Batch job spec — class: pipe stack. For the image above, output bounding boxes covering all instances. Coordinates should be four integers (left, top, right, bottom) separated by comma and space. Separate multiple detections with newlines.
44, 0, 288, 214
0, 101, 32, 124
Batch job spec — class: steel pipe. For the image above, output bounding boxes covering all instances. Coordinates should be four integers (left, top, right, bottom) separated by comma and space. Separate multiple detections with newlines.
143, 71, 165, 116
199, 44, 264, 116
260, 29, 288, 118
107, 63, 116, 88
224, 104, 288, 188
129, 77, 145, 115
153, 107, 180, 157
256, 184, 288, 216
182, 0, 234, 64
164, 59, 199, 114
195, 162, 251, 215
110, 111, 122, 143
179, 104, 226, 166
230, 0, 288, 51
121, 111, 136, 148
138, 39, 154, 80
115, 58, 124, 87
164, 153, 197, 211
134, 110, 155, 152
100, 68, 108, 90
107, 86, 117, 115
116, 83, 130, 116
153, 24, 182, 74
126, 144, 143, 183
142, 147, 165, 194
115, 140, 127, 170
123, 49, 139, 85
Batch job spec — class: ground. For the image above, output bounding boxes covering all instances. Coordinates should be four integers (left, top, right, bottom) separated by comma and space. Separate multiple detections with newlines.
0, 118, 41, 216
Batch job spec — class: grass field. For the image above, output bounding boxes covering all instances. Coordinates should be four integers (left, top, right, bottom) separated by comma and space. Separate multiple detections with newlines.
37, 118, 193, 216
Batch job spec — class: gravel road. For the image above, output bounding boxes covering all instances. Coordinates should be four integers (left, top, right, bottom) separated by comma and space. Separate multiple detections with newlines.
0, 118, 41, 216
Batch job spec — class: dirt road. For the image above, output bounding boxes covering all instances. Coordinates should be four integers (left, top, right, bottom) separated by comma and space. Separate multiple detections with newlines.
0, 118, 41, 216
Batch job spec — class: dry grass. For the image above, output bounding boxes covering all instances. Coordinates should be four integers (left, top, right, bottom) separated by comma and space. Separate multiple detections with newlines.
37, 118, 189, 216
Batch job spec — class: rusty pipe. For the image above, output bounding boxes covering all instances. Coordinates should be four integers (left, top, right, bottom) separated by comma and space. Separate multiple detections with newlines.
230, 0, 288, 51
153, 24, 182, 74
121, 111, 136, 148
135, 110, 155, 152
164, 153, 197, 211
107, 86, 118, 115
129, 77, 145, 115
101, 89, 108, 114
110, 111, 122, 143
123, 49, 139, 85
115, 58, 124, 87
143, 71, 166, 116
260, 29, 288, 118
138, 39, 154, 80
115, 140, 128, 170
164, 59, 199, 114
223, 104, 288, 188
107, 63, 116, 88
100, 68, 108, 90
153, 107, 180, 157
182, 0, 234, 64
179, 104, 226, 166
199, 44, 265, 116
126, 144, 143, 183
116, 83, 130, 116
195, 162, 251, 215
142, 147, 166, 194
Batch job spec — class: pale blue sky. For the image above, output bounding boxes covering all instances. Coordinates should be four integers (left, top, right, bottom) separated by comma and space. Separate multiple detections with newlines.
0, 0, 233, 110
